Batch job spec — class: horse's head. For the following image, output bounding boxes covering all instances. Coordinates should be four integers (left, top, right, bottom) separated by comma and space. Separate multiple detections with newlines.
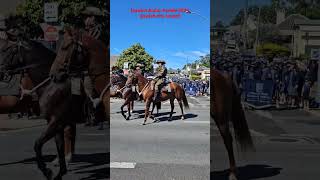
59, 27, 89, 74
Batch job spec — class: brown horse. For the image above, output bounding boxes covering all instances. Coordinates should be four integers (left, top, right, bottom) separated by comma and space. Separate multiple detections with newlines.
211, 69, 254, 180
0, 72, 39, 116
32, 28, 109, 180
131, 72, 189, 125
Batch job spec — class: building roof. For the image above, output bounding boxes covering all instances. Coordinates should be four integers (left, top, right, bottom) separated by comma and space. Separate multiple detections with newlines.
278, 14, 309, 30
294, 19, 320, 26
110, 55, 119, 68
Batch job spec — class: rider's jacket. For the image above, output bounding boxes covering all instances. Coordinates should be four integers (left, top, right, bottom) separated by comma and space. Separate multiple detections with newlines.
155, 66, 167, 80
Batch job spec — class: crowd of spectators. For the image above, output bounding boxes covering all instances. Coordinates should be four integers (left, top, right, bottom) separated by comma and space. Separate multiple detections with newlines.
212, 52, 319, 109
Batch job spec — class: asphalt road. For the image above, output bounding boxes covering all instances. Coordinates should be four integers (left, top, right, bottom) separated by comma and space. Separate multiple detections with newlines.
0, 117, 108, 180
110, 96, 210, 180
212, 109, 320, 180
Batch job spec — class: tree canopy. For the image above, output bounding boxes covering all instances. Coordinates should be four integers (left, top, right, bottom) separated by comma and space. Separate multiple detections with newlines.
15, 0, 109, 40
256, 43, 290, 57
115, 43, 154, 72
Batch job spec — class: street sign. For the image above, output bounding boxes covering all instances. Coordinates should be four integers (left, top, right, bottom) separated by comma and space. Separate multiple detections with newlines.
244, 79, 274, 108
123, 62, 129, 69
44, 2, 59, 22
44, 26, 59, 42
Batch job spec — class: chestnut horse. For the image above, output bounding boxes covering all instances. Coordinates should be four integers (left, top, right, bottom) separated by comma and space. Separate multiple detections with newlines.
132, 72, 189, 125
211, 69, 254, 180
30, 28, 109, 180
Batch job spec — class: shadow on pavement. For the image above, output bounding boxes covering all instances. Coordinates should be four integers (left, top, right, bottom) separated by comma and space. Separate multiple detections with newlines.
211, 164, 282, 180
0, 153, 109, 180
155, 113, 198, 122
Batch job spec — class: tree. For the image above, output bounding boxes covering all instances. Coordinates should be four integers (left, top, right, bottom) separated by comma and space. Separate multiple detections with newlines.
16, 0, 109, 40
115, 43, 154, 72
257, 43, 290, 58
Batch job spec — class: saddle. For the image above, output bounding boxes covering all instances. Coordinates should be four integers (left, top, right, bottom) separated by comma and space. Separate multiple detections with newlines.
160, 81, 172, 93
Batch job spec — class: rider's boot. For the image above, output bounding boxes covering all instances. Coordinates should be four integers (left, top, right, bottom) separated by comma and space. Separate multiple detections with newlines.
153, 90, 160, 103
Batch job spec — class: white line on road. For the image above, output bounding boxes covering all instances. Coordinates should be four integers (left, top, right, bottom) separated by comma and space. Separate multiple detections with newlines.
81, 133, 106, 136
183, 121, 210, 124
110, 162, 136, 169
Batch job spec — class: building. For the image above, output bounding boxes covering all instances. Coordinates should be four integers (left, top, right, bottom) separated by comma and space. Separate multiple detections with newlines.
277, 12, 320, 58
110, 55, 119, 69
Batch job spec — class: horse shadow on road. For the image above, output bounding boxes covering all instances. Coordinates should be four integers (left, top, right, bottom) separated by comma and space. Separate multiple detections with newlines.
211, 164, 282, 180
0, 153, 109, 180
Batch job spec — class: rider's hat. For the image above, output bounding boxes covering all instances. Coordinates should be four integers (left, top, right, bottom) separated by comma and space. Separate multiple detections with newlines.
156, 60, 166, 64
81, 6, 103, 16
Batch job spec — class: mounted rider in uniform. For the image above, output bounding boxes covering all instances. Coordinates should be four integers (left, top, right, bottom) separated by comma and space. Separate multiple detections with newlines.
151, 60, 167, 103
80, 6, 104, 104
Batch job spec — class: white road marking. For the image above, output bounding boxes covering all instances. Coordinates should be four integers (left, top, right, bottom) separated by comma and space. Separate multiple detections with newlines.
110, 162, 136, 169
183, 121, 210, 124
82, 133, 106, 136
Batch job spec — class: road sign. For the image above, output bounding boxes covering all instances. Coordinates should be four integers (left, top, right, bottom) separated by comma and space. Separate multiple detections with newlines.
244, 79, 274, 108
44, 26, 59, 42
44, 2, 59, 22
123, 62, 129, 69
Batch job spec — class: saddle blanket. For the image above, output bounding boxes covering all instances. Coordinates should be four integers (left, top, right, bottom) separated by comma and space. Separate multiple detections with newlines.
0, 74, 21, 96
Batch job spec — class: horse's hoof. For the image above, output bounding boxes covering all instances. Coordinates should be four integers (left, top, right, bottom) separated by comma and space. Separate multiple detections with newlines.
44, 168, 53, 180
181, 116, 185, 120
142, 123, 146, 125
229, 173, 237, 180
168, 117, 173, 121
126, 117, 130, 121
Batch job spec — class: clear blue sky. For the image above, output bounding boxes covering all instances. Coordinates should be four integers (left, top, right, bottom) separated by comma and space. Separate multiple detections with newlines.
212, 0, 271, 25
110, 0, 210, 69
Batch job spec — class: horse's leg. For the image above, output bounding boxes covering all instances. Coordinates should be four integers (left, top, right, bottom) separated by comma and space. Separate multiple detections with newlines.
127, 98, 131, 120
169, 99, 174, 121
131, 100, 134, 113
53, 130, 67, 180
120, 101, 127, 119
34, 117, 58, 180
178, 99, 185, 120
216, 121, 237, 180
121, 98, 130, 120
151, 102, 157, 122
143, 100, 151, 125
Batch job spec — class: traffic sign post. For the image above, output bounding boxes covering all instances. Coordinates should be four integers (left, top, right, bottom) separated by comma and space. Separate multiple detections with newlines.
44, 25, 59, 42
44, 2, 59, 22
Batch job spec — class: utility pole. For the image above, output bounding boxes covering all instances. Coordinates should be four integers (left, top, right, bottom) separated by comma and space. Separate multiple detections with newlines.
244, 0, 248, 50
255, 5, 261, 56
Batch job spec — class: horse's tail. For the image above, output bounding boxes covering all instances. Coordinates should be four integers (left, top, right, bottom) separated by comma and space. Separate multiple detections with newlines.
231, 82, 255, 152
181, 88, 189, 109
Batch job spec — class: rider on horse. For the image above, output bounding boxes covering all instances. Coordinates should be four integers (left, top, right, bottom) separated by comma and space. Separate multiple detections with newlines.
81, 6, 104, 102
151, 60, 167, 103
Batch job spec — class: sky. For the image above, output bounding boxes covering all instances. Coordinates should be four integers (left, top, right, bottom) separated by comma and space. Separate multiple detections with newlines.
110, 0, 210, 69
211, 0, 271, 25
